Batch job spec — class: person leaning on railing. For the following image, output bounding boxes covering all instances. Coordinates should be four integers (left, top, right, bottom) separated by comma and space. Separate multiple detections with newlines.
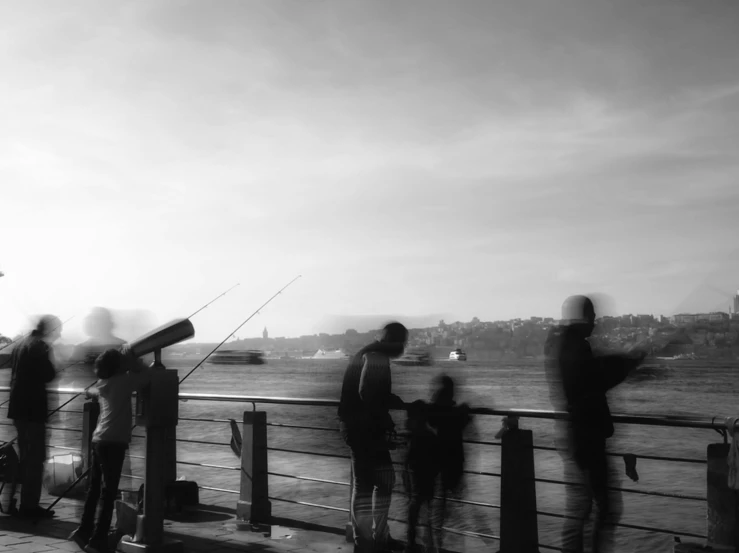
68, 345, 151, 553
554, 295, 660, 553
337, 322, 408, 553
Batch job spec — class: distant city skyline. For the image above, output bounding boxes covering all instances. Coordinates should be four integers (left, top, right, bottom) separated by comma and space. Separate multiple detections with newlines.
2, 1, 738, 343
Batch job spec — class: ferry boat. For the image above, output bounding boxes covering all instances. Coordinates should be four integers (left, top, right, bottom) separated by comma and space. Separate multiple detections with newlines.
209, 350, 265, 365
394, 349, 433, 367
449, 348, 467, 361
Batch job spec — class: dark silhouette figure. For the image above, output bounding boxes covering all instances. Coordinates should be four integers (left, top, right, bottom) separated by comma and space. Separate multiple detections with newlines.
547, 296, 646, 553
426, 375, 471, 550
338, 322, 408, 553
72, 308, 126, 368
403, 400, 439, 553
69, 346, 150, 553
7, 315, 62, 518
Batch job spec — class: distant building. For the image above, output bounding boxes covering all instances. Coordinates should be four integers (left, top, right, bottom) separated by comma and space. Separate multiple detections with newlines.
709, 312, 730, 323
734, 291, 739, 315
263, 327, 269, 340
671, 314, 696, 326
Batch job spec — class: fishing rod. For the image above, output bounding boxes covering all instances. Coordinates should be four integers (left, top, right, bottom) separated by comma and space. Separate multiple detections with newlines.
179, 275, 302, 385
44, 283, 241, 421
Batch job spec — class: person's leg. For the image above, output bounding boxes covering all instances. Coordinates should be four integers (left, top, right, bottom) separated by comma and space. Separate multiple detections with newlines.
405, 471, 421, 552
351, 446, 376, 552
20, 422, 46, 511
561, 448, 592, 553
89, 443, 127, 548
591, 450, 621, 553
70, 445, 103, 546
13, 421, 29, 510
371, 448, 396, 549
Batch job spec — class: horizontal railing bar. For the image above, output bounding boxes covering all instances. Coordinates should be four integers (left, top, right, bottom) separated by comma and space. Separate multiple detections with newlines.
532, 444, 706, 464
121, 474, 144, 481
176, 460, 239, 471
178, 417, 232, 424
1, 386, 733, 431
267, 447, 351, 460
464, 469, 501, 478
538, 544, 563, 551
198, 485, 239, 495
48, 444, 78, 451
129, 434, 231, 448
537, 509, 707, 539
533, 477, 706, 501
269, 496, 349, 513
266, 422, 339, 433
465, 439, 501, 447
268, 472, 350, 487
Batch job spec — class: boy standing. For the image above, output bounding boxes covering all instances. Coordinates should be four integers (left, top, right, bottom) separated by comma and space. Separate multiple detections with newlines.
69, 345, 150, 553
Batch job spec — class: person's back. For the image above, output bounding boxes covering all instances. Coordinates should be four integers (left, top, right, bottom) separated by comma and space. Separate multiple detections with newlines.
8, 335, 56, 423
427, 376, 470, 491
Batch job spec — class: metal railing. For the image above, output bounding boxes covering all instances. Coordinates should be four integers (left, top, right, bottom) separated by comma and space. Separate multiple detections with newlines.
0, 385, 729, 551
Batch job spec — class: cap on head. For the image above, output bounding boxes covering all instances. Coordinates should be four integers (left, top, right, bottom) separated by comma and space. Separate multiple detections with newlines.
561, 295, 595, 325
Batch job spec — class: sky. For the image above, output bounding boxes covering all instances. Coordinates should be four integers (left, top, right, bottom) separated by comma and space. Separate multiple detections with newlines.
1, 0, 739, 342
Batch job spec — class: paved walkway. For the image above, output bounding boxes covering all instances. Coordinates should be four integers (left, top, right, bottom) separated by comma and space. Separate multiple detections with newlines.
0, 493, 350, 553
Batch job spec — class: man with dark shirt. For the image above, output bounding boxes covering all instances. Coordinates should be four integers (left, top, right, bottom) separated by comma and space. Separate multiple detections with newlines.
549, 296, 646, 553
338, 322, 407, 553
8, 315, 62, 518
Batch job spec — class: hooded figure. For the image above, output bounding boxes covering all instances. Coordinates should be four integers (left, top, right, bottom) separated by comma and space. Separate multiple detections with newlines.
551, 295, 646, 553
338, 322, 407, 553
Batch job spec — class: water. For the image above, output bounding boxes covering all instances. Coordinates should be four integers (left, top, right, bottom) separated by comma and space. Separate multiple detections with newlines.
2, 357, 738, 553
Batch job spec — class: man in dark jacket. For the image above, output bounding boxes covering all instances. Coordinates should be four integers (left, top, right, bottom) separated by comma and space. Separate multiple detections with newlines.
8, 315, 61, 518
338, 322, 407, 553
549, 296, 646, 553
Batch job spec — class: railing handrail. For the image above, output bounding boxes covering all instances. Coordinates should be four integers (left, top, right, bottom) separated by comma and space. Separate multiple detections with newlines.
0, 385, 734, 431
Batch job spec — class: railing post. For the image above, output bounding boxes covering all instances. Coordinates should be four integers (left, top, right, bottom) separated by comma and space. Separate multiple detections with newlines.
236, 411, 271, 525
81, 400, 100, 475
676, 442, 737, 553
499, 416, 540, 553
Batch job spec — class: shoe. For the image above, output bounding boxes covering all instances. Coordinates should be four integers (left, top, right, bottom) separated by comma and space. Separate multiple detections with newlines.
68, 528, 91, 550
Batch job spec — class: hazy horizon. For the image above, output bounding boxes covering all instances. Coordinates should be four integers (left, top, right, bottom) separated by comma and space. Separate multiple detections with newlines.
2, 1, 738, 342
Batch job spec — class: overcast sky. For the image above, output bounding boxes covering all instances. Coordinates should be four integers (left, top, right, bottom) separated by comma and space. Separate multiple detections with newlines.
1, 0, 738, 342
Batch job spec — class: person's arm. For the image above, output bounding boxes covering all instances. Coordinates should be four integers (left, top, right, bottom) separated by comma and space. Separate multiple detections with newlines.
85, 386, 100, 400
35, 341, 57, 384
597, 352, 644, 391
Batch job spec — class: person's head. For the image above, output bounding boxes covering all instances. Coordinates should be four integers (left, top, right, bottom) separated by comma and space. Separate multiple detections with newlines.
94, 348, 126, 379
378, 322, 408, 359
32, 315, 63, 343
84, 307, 116, 340
431, 374, 455, 405
561, 295, 596, 336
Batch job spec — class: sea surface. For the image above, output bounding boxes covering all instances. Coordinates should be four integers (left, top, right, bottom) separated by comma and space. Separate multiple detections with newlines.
1, 357, 737, 553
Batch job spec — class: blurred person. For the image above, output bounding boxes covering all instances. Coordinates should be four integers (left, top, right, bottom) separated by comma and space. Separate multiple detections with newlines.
551, 295, 647, 553
402, 400, 439, 553
68, 346, 151, 553
338, 322, 408, 553
7, 315, 62, 518
426, 374, 471, 551
72, 308, 126, 367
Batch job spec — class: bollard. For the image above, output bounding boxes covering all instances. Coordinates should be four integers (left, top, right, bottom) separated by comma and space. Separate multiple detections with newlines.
499, 416, 540, 553
236, 411, 271, 525
81, 401, 100, 475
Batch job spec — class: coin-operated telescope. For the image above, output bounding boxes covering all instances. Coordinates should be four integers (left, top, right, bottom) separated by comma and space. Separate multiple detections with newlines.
119, 318, 194, 553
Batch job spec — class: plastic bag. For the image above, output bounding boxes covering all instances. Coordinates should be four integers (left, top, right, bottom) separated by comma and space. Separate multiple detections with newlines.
43, 453, 84, 496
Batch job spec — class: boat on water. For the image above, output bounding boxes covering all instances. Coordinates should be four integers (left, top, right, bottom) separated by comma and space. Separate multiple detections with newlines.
311, 349, 350, 360
394, 349, 433, 367
449, 348, 467, 361
209, 350, 265, 365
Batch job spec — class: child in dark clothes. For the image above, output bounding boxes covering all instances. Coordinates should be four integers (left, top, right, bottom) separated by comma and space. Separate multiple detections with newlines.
403, 400, 439, 553
426, 375, 471, 551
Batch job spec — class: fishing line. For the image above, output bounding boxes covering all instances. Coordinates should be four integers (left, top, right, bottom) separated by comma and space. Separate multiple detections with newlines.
179, 275, 302, 385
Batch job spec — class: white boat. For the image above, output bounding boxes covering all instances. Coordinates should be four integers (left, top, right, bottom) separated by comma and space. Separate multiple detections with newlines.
449, 348, 467, 361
